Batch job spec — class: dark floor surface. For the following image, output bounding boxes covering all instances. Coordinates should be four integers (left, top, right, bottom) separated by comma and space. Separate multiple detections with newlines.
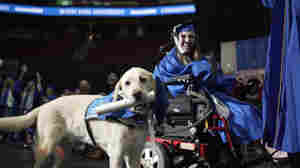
0, 143, 108, 168
0, 142, 292, 168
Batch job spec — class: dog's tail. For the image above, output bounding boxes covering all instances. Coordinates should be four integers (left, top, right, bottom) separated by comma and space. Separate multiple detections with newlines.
0, 108, 40, 132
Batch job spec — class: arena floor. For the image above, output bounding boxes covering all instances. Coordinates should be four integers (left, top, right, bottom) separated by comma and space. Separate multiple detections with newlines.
0, 143, 108, 168
0, 143, 291, 168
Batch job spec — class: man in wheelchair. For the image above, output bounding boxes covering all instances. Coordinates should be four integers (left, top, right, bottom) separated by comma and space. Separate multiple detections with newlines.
152, 23, 263, 158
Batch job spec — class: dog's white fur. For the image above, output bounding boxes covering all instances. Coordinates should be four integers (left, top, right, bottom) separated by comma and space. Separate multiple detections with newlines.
0, 67, 156, 168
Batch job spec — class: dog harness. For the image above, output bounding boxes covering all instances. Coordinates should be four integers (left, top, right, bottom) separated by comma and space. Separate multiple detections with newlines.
84, 94, 145, 146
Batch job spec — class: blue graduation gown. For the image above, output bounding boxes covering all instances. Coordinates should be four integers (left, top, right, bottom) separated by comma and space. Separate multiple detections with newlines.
154, 48, 263, 144
13, 80, 24, 114
46, 94, 57, 101
262, 0, 300, 153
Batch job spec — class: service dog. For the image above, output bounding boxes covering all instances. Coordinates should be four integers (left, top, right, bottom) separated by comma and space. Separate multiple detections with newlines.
0, 67, 157, 168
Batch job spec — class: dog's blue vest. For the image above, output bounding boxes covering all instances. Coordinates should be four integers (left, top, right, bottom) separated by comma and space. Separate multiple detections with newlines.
85, 92, 136, 120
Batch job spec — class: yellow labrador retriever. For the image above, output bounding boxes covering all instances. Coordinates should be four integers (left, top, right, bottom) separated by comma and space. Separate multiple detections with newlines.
0, 67, 156, 168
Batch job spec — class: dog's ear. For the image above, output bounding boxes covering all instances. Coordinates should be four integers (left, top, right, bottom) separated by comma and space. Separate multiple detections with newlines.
144, 71, 156, 93
113, 80, 122, 101
142, 70, 156, 93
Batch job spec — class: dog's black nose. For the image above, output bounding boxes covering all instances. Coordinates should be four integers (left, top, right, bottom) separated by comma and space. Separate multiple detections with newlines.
133, 91, 142, 100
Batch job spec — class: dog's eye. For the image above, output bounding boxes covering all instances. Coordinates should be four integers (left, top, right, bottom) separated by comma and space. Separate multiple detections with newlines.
125, 81, 131, 86
139, 76, 147, 83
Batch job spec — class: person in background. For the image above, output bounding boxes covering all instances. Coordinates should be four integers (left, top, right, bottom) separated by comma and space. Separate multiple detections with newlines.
74, 88, 80, 94
0, 75, 4, 93
19, 71, 44, 148
62, 89, 73, 96
73, 80, 91, 95
106, 72, 119, 93
99, 72, 119, 96
261, 0, 300, 166
153, 23, 263, 155
78, 80, 91, 94
0, 65, 26, 144
0, 74, 5, 112
41, 84, 57, 103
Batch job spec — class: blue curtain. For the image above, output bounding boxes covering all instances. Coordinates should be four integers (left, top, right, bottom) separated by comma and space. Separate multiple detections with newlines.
236, 36, 268, 70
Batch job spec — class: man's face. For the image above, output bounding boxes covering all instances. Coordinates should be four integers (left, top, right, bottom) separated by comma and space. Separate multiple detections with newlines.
176, 31, 196, 55
79, 80, 90, 93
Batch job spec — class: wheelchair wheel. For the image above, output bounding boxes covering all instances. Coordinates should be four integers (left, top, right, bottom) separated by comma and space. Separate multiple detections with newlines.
140, 141, 170, 168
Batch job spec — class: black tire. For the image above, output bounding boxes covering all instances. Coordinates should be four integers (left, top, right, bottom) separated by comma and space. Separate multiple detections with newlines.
140, 141, 170, 168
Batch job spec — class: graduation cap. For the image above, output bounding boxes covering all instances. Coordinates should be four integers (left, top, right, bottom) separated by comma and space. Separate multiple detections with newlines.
177, 24, 195, 33
172, 19, 196, 36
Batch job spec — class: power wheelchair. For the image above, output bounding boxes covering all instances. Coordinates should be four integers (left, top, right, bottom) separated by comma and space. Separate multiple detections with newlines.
140, 73, 276, 168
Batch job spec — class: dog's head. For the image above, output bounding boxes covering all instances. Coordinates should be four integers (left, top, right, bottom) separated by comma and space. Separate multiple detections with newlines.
113, 67, 156, 103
